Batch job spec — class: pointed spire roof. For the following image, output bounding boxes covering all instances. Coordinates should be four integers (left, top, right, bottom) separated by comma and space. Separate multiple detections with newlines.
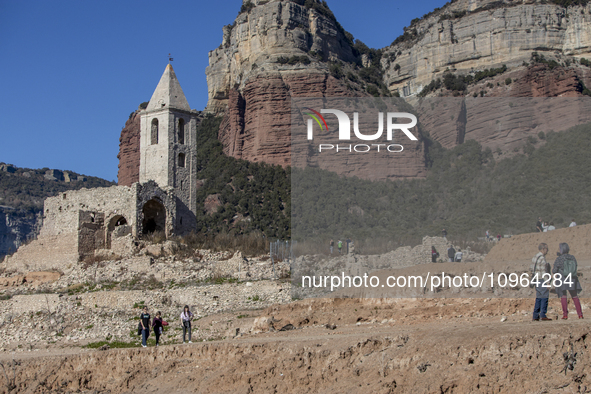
146, 64, 191, 112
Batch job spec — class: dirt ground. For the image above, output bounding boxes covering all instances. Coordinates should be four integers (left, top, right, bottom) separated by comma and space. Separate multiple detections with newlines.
2, 227, 591, 393
485, 224, 591, 263
0, 296, 590, 394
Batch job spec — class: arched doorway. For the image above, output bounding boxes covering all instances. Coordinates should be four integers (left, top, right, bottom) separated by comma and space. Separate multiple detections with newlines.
142, 199, 166, 234
106, 215, 128, 248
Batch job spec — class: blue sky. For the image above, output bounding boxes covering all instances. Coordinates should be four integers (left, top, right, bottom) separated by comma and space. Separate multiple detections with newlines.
0, 0, 448, 181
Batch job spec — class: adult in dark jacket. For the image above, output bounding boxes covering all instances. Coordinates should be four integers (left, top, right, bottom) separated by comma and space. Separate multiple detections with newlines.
552, 243, 583, 319
152, 311, 163, 347
447, 246, 456, 263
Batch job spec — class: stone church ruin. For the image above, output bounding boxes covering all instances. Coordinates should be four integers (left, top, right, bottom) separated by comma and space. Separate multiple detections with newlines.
4, 65, 200, 272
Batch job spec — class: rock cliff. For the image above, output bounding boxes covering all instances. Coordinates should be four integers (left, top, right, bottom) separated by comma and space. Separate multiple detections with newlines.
382, 0, 591, 97
205, 0, 591, 179
0, 208, 38, 260
117, 110, 141, 186
206, 0, 384, 169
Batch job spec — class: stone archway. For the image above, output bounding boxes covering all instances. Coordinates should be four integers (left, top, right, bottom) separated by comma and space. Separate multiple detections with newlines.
142, 199, 166, 234
106, 215, 128, 248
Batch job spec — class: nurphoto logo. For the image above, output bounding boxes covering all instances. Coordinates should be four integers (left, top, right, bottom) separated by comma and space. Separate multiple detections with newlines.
305, 108, 418, 153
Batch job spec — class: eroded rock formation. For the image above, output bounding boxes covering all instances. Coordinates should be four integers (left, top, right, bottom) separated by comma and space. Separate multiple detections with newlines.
204, 0, 591, 179
117, 110, 141, 186
382, 0, 591, 97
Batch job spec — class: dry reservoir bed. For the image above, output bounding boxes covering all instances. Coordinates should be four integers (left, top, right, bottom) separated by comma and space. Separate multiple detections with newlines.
1, 297, 590, 393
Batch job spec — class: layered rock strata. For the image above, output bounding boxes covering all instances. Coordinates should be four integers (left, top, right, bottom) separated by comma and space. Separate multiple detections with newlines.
117, 111, 141, 186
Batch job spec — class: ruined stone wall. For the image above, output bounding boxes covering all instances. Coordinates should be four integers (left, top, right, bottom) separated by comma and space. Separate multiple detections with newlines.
40, 186, 138, 239
4, 186, 141, 272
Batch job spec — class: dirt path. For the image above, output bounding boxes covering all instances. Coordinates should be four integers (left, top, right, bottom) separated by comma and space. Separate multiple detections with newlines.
1, 297, 590, 393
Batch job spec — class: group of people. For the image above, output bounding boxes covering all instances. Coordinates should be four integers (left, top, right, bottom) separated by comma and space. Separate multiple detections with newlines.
536, 217, 577, 233
531, 242, 583, 321
485, 230, 502, 242
329, 238, 352, 254
430, 246, 463, 263
138, 305, 195, 347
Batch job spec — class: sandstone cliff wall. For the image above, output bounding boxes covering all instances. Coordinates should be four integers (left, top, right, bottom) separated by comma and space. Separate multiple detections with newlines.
117, 111, 141, 186
207, 0, 362, 168
203, 0, 591, 179
383, 0, 591, 97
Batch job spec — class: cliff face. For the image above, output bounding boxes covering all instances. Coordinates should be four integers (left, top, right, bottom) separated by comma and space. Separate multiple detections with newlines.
207, 0, 389, 170
206, 0, 358, 115
205, 0, 591, 179
382, 0, 591, 97
415, 64, 591, 154
0, 209, 38, 259
117, 111, 141, 186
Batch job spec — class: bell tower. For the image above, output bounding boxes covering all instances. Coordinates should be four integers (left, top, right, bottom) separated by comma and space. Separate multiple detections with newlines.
139, 64, 198, 232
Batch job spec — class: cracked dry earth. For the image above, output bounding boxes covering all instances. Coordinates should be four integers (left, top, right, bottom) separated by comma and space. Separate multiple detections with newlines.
1, 297, 591, 393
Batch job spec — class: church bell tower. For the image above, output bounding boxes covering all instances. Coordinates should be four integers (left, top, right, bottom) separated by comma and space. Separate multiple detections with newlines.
139, 64, 198, 232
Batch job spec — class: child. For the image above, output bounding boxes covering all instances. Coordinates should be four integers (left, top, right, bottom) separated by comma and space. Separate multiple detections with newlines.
152, 311, 163, 347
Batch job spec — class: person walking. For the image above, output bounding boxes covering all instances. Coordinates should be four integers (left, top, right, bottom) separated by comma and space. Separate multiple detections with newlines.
442, 229, 447, 239
337, 240, 343, 254
536, 217, 543, 232
570, 219, 577, 227
330, 239, 334, 254
447, 246, 455, 263
431, 246, 439, 263
152, 311, 164, 347
346, 238, 351, 254
180, 305, 194, 343
139, 306, 151, 348
552, 243, 583, 319
496, 233, 502, 241
454, 249, 463, 262
485, 230, 490, 241
531, 243, 551, 321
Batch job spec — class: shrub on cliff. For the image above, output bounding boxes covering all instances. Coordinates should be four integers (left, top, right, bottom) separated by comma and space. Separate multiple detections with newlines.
0, 168, 114, 214
292, 122, 591, 249
550, 0, 589, 6
194, 115, 290, 240
239, 1, 255, 14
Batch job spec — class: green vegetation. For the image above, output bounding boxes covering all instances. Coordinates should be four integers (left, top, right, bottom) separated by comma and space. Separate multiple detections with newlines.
239, 1, 255, 14
194, 115, 290, 239
577, 80, 591, 96
439, 10, 467, 22
419, 65, 508, 97
390, 27, 419, 47
549, 0, 589, 6
0, 166, 114, 214
530, 52, 560, 70
329, 62, 344, 79
85, 340, 139, 349
277, 55, 311, 65
292, 123, 591, 247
